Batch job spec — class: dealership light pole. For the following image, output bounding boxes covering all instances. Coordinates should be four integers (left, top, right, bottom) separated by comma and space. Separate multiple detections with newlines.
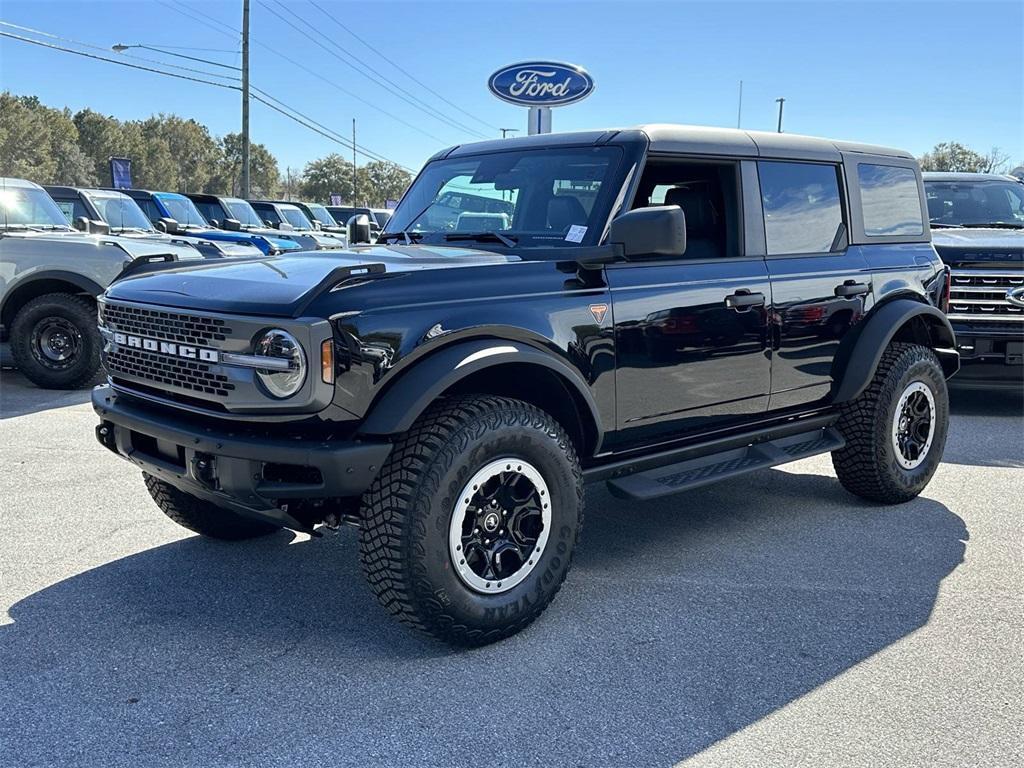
776, 97, 785, 133
241, 0, 251, 198
736, 80, 743, 128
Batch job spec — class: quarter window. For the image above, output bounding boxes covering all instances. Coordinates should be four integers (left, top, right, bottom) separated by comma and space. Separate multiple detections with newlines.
759, 162, 844, 255
858, 164, 923, 236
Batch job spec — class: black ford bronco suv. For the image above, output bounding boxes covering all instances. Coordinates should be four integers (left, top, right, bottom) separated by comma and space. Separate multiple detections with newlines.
93, 125, 958, 644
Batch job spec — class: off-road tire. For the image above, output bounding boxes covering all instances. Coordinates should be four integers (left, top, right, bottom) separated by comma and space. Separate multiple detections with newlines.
832, 342, 949, 503
144, 473, 280, 540
10, 293, 102, 389
359, 395, 584, 645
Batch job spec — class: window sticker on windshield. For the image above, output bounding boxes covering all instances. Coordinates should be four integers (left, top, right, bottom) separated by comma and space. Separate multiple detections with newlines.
565, 224, 587, 243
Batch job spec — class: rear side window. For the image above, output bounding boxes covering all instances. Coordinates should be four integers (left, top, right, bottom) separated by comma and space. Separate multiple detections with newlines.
758, 162, 844, 255
857, 164, 923, 236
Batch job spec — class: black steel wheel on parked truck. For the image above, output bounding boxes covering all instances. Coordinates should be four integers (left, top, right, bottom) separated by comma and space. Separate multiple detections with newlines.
10, 293, 102, 389
359, 396, 584, 645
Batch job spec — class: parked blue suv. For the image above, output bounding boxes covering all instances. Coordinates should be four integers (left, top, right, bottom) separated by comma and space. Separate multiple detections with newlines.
184, 193, 323, 253
117, 189, 304, 256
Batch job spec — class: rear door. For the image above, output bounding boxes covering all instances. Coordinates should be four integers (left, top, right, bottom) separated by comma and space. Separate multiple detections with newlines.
758, 160, 871, 410
608, 158, 771, 446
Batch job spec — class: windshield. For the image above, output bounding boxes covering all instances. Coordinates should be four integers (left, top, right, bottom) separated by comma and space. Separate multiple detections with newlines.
85, 191, 154, 231
0, 185, 71, 229
282, 207, 313, 229
384, 146, 623, 247
925, 179, 1024, 228
306, 203, 336, 227
155, 194, 210, 227
225, 198, 265, 227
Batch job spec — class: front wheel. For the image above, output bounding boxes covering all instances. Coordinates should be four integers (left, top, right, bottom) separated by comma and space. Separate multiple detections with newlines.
10, 293, 102, 389
832, 342, 949, 503
359, 395, 584, 645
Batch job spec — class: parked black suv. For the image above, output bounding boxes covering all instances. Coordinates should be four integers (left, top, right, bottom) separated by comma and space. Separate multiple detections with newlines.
924, 172, 1023, 389
93, 126, 957, 645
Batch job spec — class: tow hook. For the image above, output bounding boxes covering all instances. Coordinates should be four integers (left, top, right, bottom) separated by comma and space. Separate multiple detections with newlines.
191, 453, 217, 489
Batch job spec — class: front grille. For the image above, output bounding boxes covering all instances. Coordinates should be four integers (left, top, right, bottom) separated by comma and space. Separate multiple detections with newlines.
107, 346, 235, 397
100, 302, 233, 346
947, 271, 1024, 322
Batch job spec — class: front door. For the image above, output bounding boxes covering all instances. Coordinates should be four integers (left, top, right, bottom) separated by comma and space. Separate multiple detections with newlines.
607, 158, 771, 447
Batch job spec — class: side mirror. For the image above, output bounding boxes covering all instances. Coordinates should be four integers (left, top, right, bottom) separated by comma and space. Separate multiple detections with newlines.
89, 220, 111, 235
154, 217, 181, 235
222, 218, 242, 231
347, 213, 372, 244
278, 222, 294, 231
263, 219, 275, 227
73, 216, 90, 232
209, 219, 220, 228
312, 220, 322, 231
607, 205, 687, 259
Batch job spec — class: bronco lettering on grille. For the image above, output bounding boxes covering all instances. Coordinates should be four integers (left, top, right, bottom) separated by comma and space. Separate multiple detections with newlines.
112, 332, 219, 363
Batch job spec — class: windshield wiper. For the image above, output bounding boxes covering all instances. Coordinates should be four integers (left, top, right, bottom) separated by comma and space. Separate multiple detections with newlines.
929, 222, 964, 228
378, 230, 424, 244
445, 231, 518, 247
959, 221, 1024, 230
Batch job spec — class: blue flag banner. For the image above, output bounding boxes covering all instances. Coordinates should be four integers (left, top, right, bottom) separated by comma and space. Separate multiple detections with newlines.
110, 157, 132, 189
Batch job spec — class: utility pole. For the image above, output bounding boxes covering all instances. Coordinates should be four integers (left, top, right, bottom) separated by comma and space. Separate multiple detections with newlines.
775, 97, 785, 133
736, 80, 743, 128
500, 128, 519, 139
352, 118, 358, 206
241, 0, 251, 198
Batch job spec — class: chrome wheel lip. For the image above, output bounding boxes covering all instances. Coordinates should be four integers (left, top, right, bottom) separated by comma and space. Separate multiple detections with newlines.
891, 381, 936, 470
449, 457, 551, 595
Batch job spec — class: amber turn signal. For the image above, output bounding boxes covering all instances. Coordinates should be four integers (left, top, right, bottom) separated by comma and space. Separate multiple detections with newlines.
321, 339, 334, 384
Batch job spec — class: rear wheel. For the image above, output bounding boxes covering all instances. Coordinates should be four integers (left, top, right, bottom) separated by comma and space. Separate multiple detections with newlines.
832, 342, 949, 503
359, 395, 584, 645
10, 293, 102, 389
144, 474, 280, 540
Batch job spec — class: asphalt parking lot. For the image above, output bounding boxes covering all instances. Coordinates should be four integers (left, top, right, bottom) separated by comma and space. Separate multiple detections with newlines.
1, 370, 1021, 768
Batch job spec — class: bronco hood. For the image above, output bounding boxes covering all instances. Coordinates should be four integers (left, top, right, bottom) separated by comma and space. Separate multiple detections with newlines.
103, 244, 519, 316
932, 228, 1023, 270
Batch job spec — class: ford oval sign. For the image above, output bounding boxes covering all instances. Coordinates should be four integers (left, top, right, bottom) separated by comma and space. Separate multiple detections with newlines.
488, 61, 594, 107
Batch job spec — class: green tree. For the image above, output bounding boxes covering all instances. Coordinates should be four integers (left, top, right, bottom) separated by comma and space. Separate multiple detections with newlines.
357, 160, 412, 206
140, 115, 221, 193
213, 133, 280, 197
0, 93, 57, 181
300, 153, 354, 203
919, 142, 1010, 173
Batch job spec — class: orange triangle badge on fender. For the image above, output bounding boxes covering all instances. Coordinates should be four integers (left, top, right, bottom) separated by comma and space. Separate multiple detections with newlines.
589, 303, 609, 324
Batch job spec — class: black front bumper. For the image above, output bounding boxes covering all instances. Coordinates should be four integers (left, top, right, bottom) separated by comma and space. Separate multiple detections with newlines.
92, 385, 391, 531
949, 325, 1024, 390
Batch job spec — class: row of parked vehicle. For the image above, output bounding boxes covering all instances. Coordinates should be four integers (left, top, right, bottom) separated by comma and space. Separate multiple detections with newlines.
0, 176, 392, 387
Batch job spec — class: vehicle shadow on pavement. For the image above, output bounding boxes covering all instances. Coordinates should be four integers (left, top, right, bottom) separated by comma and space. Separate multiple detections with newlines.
1, 469, 967, 767
945, 387, 1024, 467
0, 370, 94, 420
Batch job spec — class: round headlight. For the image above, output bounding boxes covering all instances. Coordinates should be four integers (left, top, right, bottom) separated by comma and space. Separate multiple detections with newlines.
254, 329, 306, 398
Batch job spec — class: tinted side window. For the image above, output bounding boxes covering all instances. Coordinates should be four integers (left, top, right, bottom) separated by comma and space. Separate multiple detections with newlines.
193, 201, 223, 223
759, 162, 843, 255
857, 164, 923, 236
140, 200, 162, 222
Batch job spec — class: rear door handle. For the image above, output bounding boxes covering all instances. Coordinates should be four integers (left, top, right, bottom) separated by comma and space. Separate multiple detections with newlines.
834, 280, 870, 297
725, 290, 766, 310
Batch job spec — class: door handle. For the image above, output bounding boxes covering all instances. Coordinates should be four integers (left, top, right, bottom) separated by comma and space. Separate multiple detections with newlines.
725, 290, 766, 310
835, 280, 870, 298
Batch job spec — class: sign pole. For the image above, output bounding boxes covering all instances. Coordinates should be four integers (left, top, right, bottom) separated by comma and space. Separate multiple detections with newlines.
528, 107, 552, 135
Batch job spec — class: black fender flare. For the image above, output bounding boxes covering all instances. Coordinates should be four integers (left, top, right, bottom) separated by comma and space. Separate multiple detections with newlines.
831, 299, 959, 403
357, 339, 604, 448
1, 270, 104, 326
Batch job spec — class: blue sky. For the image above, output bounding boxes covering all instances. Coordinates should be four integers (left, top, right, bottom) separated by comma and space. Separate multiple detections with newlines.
1, 0, 1021, 173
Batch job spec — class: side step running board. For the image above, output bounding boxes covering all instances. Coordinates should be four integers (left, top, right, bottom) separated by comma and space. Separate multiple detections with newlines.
606, 428, 845, 501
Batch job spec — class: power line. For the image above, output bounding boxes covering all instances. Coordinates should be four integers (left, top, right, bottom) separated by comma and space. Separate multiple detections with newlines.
0, 31, 241, 91
0, 21, 239, 82
0, 27, 412, 170
154, 0, 240, 40
259, 0, 489, 140
308, 0, 499, 133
